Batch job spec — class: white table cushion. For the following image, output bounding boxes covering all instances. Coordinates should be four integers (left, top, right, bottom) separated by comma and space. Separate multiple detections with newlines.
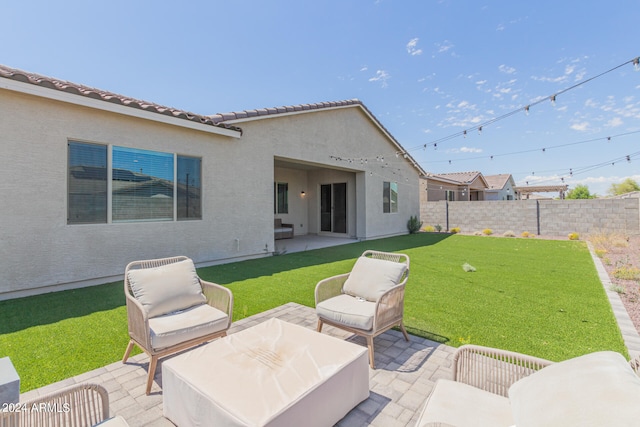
343, 256, 406, 302
148, 303, 228, 351
316, 294, 376, 330
509, 351, 640, 427
416, 379, 513, 427
163, 318, 369, 427
127, 259, 206, 318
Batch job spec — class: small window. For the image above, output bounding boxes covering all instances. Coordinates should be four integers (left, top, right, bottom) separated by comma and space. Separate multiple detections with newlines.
177, 156, 202, 220
274, 182, 289, 214
445, 190, 455, 201
383, 181, 398, 213
68, 141, 108, 224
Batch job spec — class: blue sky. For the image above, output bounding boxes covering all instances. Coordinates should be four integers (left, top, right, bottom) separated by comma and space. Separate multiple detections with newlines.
3, 0, 639, 195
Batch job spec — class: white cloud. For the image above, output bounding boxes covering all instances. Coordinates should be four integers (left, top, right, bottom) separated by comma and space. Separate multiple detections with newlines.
406, 38, 422, 56
435, 40, 454, 53
606, 117, 623, 127
359, 66, 368, 72
460, 146, 482, 153
499, 64, 516, 74
369, 70, 390, 88
570, 121, 590, 131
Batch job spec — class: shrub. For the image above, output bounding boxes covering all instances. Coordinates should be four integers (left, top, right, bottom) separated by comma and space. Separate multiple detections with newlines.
609, 284, 626, 294
407, 215, 423, 234
423, 225, 435, 232
434, 224, 442, 232
521, 231, 531, 238
482, 228, 493, 236
450, 227, 460, 234
503, 230, 516, 237
594, 248, 607, 258
613, 267, 640, 281
473, 230, 483, 236
568, 232, 580, 240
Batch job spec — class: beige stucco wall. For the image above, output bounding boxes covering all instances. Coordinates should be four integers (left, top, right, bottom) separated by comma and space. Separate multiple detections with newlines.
0, 89, 421, 299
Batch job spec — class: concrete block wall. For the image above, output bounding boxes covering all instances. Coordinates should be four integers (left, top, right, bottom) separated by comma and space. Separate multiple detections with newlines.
421, 198, 640, 236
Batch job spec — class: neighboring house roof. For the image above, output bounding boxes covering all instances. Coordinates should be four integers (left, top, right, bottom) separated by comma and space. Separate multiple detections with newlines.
484, 174, 513, 191
0, 64, 242, 135
425, 171, 488, 189
211, 99, 427, 176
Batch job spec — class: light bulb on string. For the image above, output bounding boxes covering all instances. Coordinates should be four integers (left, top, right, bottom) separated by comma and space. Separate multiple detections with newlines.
607, 137, 611, 142
524, 105, 530, 115
478, 126, 483, 135
550, 95, 556, 106
627, 155, 631, 163
463, 130, 467, 138
634, 57, 640, 71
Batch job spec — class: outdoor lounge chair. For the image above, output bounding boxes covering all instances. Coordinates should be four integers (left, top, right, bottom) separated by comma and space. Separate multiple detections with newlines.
415, 344, 640, 426
0, 383, 128, 426
315, 250, 410, 368
122, 256, 233, 395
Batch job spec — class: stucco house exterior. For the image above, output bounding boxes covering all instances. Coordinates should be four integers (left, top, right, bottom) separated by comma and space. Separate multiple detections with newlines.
421, 171, 489, 202
484, 174, 517, 200
0, 64, 425, 300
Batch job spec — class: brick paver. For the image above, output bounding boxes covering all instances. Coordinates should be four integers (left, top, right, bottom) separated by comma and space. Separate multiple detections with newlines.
20, 303, 454, 426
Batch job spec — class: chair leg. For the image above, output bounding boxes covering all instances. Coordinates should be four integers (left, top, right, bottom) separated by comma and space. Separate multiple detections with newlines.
317, 319, 324, 333
366, 336, 375, 369
145, 356, 158, 395
122, 340, 135, 363
399, 321, 410, 342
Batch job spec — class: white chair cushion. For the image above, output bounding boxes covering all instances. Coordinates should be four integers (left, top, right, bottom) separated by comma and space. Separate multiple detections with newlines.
416, 379, 513, 427
508, 351, 640, 427
343, 256, 407, 302
127, 259, 206, 318
316, 294, 376, 331
149, 303, 229, 351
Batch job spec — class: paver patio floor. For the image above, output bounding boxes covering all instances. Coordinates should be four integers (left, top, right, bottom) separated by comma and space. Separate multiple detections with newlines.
19, 303, 454, 426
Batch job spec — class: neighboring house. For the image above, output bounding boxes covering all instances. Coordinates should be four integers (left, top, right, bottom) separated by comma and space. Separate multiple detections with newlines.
0, 64, 425, 300
422, 171, 489, 202
484, 174, 517, 200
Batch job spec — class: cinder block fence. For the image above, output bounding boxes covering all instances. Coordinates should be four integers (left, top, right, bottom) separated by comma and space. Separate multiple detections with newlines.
420, 198, 640, 236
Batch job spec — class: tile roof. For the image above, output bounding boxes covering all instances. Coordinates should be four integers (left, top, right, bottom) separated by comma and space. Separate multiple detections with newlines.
0, 64, 241, 133
208, 99, 363, 123
484, 174, 513, 190
428, 171, 483, 184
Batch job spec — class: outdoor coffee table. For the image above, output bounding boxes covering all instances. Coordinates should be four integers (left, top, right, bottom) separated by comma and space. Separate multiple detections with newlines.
162, 317, 370, 427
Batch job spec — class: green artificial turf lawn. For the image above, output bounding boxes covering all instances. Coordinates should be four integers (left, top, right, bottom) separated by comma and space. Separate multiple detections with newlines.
0, 233, 626, 392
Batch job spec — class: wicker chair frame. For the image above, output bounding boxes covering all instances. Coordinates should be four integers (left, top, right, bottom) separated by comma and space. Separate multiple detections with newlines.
0, 383, 110, 427
315, 250, 410, 368
122, 256, 233, 395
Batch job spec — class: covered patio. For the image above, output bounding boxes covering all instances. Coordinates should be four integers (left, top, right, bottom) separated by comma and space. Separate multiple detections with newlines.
274, 234, 359, 254
18, 303, 454, 426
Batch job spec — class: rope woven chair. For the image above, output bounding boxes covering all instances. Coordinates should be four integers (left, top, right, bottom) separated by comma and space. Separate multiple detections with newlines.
122, 256, 233, 395
0, 383, 127, 426
315, 250, 410, 368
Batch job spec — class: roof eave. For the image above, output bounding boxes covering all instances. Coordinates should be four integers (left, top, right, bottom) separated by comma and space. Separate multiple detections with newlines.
0, 77, 242, 138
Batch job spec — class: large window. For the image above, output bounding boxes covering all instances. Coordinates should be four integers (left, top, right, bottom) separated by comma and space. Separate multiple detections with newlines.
383, 181, 398, 213
274, 182, 289, 214
68, 141, 202, 224
112, 146, 174, 222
